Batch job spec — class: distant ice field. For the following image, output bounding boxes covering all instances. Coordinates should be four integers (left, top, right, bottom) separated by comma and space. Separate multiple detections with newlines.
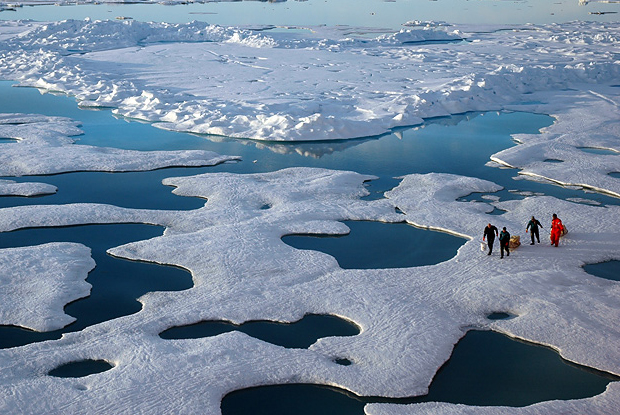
0, 1, 620, 414
1, 0, 619, 26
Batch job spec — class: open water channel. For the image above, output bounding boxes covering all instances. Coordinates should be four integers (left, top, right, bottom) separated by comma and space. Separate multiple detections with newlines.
1, 0, 619, 411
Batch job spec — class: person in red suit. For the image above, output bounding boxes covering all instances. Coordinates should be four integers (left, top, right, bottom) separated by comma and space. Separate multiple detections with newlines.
550, 213, 563, 247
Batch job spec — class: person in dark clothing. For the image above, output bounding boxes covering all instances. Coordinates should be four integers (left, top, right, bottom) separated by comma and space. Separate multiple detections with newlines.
499, 227, 511, 259
526, 216, 543, 245
483, 223, 498, 255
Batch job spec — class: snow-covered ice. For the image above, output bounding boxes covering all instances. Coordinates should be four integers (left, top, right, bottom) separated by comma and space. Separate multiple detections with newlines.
0, 8, 619, 415
1, 18, 618, 193
0, 178, 56, 196
0, 242, 94, 332
0, 168, 620, 413
0, 113, 239, 179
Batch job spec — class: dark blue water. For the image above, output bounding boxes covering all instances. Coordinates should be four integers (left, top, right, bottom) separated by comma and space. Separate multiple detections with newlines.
486, 311, 515, 320
0, 224, 193, 349
583, 260, 620, 282
1, 81, 617, 405
283, 220, 465, 269
220, 330, 619, 414
48, 359, 114, 378
160, 314, 360, 349
0, 170, 210, 210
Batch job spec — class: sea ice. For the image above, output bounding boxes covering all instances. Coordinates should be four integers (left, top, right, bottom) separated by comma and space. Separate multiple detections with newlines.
0, 179, 56, 196
0, 242, 94, 332
0, 11, 619, 415
1, 19, 618, 195
0, 113, 239, 180
0, 168, 618, 414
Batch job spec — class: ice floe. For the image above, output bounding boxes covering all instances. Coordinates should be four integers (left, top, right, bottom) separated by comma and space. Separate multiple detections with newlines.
0, 242, 94, 332
0, 19, 606, 140
0, 168, 619, 413
1, 18, 618, 195
0, 9, 619, 415
0, 113, 239, 180
0, 178, 56, 196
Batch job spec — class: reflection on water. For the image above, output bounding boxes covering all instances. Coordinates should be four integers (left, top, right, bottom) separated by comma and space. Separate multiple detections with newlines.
160, 314, 360, 349
221, 330, 618, 414
283, 221, 466, 269
0, 224, 193, 349
3, 81, 618, 209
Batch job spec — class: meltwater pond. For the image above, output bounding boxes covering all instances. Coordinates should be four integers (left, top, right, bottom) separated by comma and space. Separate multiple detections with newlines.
0, 223, 193, 349
160, 314, 360, 350
283, 221, 465, 269
2, 82, 618, 211
1, 81, 619, 409
584, 260, 620, 282
221, 330, 619, 414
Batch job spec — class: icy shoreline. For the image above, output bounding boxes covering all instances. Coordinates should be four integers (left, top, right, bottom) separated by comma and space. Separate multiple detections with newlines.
0, 16, 619, 415
1, 19, 618, 194
1, 168, 619, 414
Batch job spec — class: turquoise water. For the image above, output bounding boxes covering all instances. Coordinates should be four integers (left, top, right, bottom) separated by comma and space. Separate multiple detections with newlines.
220, 330, 618, 413
2, 82, 618, 211
283, 220, 465, 269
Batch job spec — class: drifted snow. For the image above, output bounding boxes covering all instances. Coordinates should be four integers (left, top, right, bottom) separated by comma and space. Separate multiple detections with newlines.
0, 13, 619, 415
0, 168, 619, 414
1, 19, 618, 194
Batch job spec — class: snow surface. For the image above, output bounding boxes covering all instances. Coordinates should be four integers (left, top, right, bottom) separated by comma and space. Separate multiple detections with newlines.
0, 242, 94, 332
0, 13, 619, 415
1, 19, 618, 194
0, 178, 56, 196
0, 168, 620, 414
0, 113, 239, 179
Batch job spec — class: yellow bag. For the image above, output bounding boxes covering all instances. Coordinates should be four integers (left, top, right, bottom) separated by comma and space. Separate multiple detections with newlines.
509, 235, 521, 249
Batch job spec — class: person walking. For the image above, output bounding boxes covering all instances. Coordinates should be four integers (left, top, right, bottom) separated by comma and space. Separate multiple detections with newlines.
526, 216, 543, 245
550, 213, 563, 247
483, 223, 498, 255
499, 227, 511, 259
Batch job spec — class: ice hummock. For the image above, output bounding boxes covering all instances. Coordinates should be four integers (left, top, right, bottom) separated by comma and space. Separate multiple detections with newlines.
0, 13, 619, 415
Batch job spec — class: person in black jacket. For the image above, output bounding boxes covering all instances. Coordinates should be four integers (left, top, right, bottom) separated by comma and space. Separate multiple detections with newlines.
483, 223, 498, 255
526, 216, 543, 245
499, 227, 511, 259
